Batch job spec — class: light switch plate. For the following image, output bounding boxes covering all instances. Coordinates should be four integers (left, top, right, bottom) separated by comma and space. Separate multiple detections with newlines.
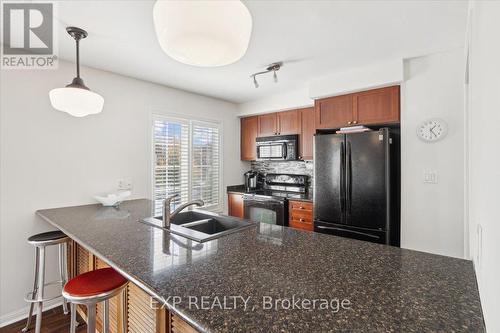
423, 171, 438, 184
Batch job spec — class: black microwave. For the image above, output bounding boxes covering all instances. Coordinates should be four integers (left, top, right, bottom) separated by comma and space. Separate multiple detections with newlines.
256, 135, 298, 161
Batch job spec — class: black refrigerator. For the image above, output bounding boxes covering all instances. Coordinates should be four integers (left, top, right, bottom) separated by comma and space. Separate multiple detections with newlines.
314, 128, 399, 246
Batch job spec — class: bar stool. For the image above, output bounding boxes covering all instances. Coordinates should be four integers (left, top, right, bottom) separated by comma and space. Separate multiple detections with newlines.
63, 267, 128, 333
23, 230, 70, 333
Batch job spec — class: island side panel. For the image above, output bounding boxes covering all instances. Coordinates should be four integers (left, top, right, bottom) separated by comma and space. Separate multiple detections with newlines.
71, 241, 199, 333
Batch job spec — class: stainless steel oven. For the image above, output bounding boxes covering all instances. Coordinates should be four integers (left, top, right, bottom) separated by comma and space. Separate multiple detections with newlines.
243, 194, 287, 226
256, 135, 298, 161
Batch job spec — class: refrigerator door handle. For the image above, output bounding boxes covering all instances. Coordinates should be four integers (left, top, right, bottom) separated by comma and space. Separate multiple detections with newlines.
340, 141, 345, 214
346, 141, 352, 215
316, 226, 380, 239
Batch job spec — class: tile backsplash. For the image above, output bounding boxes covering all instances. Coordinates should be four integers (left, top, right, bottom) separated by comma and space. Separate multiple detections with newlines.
250, 160, 314, 189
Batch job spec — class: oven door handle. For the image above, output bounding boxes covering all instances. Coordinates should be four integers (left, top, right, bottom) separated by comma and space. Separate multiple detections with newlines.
243, 196, 283, 205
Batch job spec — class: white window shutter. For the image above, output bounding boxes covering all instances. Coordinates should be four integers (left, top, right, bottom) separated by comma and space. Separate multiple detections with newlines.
191, 123, 220, 208
152, 117, 221, 215
153, 119, 189, 216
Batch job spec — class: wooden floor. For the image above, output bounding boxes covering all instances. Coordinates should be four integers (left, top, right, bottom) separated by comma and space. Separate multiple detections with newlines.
0, 306, 86, 333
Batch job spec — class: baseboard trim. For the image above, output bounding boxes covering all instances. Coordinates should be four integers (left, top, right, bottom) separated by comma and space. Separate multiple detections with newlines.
0, 297, 63, 328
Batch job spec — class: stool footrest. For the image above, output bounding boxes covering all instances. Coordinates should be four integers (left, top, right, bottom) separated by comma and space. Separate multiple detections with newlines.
24, 280, 64, 303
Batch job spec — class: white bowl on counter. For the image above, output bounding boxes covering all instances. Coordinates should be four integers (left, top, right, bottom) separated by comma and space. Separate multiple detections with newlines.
94, 191, 131, 207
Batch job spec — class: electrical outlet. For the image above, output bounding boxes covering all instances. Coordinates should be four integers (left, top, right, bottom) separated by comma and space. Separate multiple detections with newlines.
117, 179, 132, 191
423, 170, 438, 184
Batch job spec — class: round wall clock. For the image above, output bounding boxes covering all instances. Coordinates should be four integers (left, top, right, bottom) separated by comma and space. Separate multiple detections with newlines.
417, 118, 448, 142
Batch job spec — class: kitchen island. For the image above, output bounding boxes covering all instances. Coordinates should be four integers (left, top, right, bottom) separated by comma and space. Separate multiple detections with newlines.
37, 199, 484, 332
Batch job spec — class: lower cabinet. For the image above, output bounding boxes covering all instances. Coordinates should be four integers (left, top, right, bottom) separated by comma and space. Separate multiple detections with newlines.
288, 200, 313, 231
228, 193, 244, 218
71, 242, 198, 333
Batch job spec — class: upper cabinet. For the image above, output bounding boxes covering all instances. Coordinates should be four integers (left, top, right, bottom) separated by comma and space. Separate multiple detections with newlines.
258, 110, 301, 136
241, 116, 258, 161
315, 94, 353, 129
354, 86, 400, 125
299, 107, 315, 160
257, 113, 278, 136
315, 86, 400, 129
277, 110, 301, 135
241, 86, 400, 161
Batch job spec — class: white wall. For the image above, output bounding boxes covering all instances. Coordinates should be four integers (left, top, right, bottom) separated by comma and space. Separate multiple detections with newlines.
237, 86, 312, 116
238, 50, 466, 259
0, 61, 244, 324
400, 49, 465, 258
309, 59, 403, 99
467, 1, 500, 332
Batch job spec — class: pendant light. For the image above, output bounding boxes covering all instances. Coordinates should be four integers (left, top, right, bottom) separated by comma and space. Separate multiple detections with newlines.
49, 27, 104, 117
153, 0, 252, 67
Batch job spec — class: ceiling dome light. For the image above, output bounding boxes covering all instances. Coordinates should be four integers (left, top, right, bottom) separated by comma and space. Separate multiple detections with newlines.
49, 27, 104, 117
153, 0, 252, 67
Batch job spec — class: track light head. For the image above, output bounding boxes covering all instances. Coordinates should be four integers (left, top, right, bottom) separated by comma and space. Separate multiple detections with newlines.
249, 62, 282, 88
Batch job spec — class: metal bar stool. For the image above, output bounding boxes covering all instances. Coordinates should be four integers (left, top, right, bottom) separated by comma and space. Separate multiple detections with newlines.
63, 267, 128, 333
23, 230, 70, 333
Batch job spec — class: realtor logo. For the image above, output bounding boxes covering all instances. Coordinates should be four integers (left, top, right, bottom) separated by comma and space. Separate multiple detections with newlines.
1, 2, 58, 69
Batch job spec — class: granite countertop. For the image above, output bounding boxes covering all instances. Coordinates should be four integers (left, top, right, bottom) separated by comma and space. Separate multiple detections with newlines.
227, 185, 313, 202
37, 199, 484, 332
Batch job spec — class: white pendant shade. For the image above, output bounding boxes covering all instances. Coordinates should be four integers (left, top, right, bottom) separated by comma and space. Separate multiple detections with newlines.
153, 0, 252, 67
49, 87, 104, 117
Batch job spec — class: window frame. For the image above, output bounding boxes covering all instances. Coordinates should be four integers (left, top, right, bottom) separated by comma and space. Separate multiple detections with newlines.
150, 113, 224, 213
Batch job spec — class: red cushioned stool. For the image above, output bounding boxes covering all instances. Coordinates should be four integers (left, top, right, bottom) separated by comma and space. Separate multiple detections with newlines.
63, 267, 128, 333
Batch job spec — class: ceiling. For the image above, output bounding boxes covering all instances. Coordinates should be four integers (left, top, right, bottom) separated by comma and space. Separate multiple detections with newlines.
53, 0, 468, 103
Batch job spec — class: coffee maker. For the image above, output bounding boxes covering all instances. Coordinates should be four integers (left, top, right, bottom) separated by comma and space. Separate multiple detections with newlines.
244, 171, 258, 192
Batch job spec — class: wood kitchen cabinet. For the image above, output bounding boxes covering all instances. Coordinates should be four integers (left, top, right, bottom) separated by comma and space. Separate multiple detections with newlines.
288, 200, 313, 231
299, 107, 315, 160
315, 94, 353, 129
276, 110, 301, 135
240, 116, 258, 161
353, 86, 400, 125
257, 113, 278, 136
315, 85, 400, 129
258, 110, 301, 137
228, 193, 244, 218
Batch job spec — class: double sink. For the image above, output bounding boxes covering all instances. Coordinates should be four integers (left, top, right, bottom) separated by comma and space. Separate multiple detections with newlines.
141, 211, 255, 243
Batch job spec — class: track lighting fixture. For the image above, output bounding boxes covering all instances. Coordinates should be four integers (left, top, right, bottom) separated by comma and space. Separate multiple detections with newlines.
250, 62, 282, 88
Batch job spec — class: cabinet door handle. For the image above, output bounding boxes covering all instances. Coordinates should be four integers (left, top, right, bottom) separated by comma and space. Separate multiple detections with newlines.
299, 218, 305, 222
353, 120, 358, 124
347, 121, 352, 125
299, 206, 304, 209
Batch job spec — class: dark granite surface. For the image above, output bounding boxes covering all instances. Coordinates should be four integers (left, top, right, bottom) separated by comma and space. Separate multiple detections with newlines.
227, 185, 313, 202
37, 199, 484, 333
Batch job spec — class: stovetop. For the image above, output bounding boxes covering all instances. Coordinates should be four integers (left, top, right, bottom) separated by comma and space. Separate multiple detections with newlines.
228, 173, 312, 202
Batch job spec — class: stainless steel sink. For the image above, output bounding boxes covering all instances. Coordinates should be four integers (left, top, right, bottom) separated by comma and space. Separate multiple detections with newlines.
140, 210, 255, 242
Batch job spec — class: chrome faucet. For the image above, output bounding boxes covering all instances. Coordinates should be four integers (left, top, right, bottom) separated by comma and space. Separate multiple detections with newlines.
162, 195, 204, 228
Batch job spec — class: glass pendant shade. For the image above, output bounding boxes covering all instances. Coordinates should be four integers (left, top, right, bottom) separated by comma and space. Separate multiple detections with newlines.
50, 85, 104, 117
49, 27, 104, 117
153, 0, 252, 67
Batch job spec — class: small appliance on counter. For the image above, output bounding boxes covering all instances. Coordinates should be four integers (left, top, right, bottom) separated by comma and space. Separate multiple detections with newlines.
256, 134, 298, 161
244, 170, 259, 192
